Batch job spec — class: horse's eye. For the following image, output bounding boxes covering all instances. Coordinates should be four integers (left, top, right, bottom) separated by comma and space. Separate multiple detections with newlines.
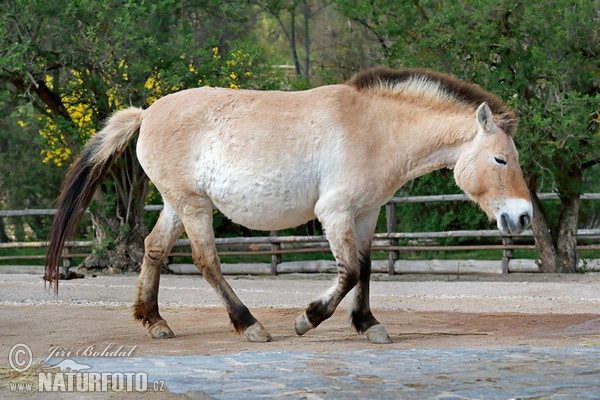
494, 157, 507, 165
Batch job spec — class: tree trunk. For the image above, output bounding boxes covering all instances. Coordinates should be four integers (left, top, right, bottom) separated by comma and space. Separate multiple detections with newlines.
85, 209, 147, 273
81, 145, 148, 273
0, 218, 8, 242
528, 173, 581, 273
302, 0, 310, 84
289, 7, 302, 79
530, 190, 559, 273
556, 193, 580, 272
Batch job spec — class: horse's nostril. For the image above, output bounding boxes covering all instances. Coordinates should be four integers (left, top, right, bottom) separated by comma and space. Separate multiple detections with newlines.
519, 213, 531, 229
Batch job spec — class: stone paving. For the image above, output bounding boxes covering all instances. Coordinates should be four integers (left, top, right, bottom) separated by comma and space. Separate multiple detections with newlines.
51, 347, 600, 399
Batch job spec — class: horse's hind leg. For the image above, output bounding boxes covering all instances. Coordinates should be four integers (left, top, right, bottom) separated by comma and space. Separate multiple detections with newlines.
351, 209, 392, 344
133, 202, 184, 339
180, 199, 271, 342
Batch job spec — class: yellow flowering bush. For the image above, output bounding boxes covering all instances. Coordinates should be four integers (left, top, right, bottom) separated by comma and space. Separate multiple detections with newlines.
36, 67, 157, 166
206, 45, 264, 90
38, 73, 96, 167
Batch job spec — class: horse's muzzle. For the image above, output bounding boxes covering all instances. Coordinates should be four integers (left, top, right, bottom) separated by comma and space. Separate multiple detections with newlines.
496, 198, 533, 235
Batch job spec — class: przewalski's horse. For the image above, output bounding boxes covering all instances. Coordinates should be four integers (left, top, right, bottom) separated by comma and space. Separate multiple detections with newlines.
46, 67, 532, 344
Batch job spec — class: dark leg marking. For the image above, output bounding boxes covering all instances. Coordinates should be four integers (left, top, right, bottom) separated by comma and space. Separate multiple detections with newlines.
132, 296, 160, 326
133, 248, 166, 322
228, 303, 258, 333
351, 252, 380, 333
132, 205, 183, 339
305, 300, 334, 328
305, 263, 358, 328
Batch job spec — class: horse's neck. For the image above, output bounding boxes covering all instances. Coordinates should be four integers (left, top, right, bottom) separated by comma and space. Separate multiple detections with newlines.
378, 102, 477, 186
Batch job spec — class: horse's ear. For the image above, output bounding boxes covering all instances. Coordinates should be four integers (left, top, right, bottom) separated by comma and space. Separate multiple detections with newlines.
476, 102, 494, 133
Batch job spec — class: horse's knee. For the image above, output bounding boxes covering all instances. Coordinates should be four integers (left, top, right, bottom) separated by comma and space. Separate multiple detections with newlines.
144, 242, 169, 264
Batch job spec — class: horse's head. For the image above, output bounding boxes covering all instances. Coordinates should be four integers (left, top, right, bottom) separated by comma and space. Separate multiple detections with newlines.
454, 102, 532, 234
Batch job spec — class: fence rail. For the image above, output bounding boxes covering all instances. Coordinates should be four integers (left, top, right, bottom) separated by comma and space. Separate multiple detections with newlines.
1, 193, 599, 275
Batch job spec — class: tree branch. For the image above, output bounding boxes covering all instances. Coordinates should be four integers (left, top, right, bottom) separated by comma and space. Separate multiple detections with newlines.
582, 158, 600, 170
32, 79, 72, 122
273, 13, 291, 42
253, 1, 293, 40
289, 6, 302, 78
352, 18, 387, 50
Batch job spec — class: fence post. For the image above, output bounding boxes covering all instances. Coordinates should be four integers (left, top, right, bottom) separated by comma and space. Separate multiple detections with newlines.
385, 202, 399, 275
270, 230, 281, 275
61, 246, 72, 277
501, 236, 513, 274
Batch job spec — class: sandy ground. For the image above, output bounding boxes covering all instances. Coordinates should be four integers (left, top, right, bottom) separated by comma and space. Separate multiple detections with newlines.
2, 272, 600, 355
1, 272, 600, 398
3, 305, 600, 358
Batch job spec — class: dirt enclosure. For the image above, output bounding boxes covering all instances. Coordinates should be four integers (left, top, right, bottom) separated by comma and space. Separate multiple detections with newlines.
2, 272, 600, 398
3, 306, 600, 357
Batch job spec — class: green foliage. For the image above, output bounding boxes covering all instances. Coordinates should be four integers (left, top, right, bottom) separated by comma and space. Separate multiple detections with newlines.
0, 0, 289, 243
0, 99, 65, 239
0, 0, 288, 165
519, 93, 599, 193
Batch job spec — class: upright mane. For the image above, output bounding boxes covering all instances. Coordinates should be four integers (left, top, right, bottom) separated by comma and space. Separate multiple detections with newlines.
347, 67, 518, 135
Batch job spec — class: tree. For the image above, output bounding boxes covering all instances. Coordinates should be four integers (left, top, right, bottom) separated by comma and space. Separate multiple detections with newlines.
1, 0, 285, 272
255, 0, 334, 85
0, 95, 66, 242
337, 0, 600, 271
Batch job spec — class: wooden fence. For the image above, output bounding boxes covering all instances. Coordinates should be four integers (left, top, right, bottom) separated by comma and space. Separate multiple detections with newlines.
1, 193, 599, 275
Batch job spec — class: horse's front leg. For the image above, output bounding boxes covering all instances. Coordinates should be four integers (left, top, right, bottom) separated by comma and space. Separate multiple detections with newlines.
295, 210, 360, 336
351, 209, 392, 343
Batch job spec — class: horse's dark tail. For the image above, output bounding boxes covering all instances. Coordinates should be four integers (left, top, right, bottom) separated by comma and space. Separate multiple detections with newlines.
45, 107, 143, 293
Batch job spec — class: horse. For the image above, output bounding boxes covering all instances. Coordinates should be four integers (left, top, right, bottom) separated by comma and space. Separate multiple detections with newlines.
46, 67, 533, 344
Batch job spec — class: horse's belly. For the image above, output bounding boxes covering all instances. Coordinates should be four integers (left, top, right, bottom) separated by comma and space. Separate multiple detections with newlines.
217, 200, 316, 231
202, 169, 318, 231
